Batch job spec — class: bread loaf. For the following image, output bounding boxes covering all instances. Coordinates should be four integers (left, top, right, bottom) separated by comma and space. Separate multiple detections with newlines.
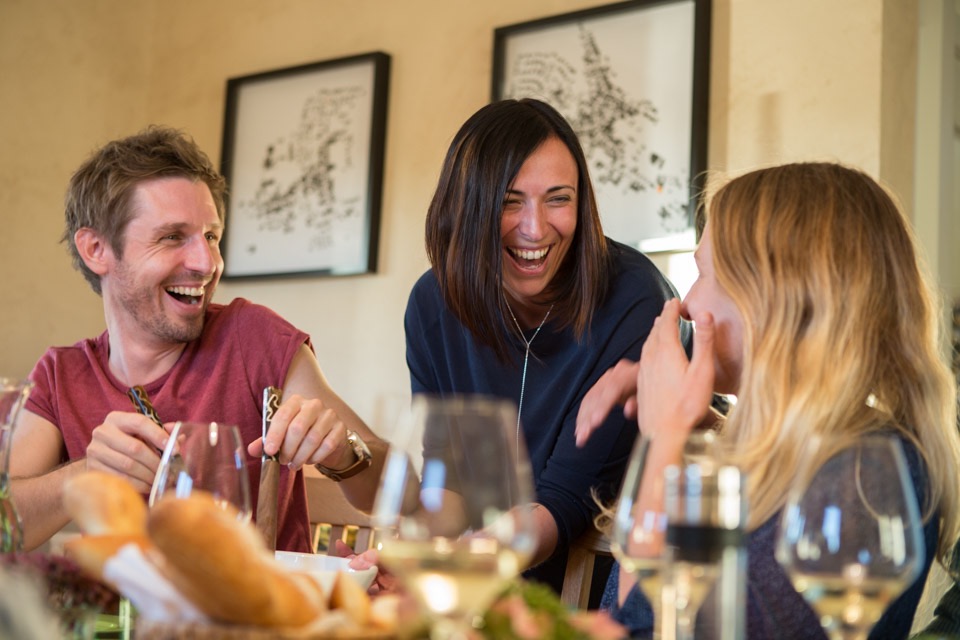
147, 492, 326, 628
63, 534, 153, 583
329, 570, 371, 627
61, 472, 376, 632
62, 470, 147, 536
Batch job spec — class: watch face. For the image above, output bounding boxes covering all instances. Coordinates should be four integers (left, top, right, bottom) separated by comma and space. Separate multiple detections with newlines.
348, 431, 372, 460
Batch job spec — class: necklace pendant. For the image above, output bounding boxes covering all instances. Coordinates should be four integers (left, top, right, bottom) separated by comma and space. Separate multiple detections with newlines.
505, 301, 554, 461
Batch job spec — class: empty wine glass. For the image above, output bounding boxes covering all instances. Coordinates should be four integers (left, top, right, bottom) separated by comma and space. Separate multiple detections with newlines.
663, 453, 745, 640
775, 435, 924, 640
610, 430, 735, 639
149, 421, 252, 522
373, 395, 538, 639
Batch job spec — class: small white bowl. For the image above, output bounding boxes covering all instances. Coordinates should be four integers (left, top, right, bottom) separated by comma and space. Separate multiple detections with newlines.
274, 551, 377, 593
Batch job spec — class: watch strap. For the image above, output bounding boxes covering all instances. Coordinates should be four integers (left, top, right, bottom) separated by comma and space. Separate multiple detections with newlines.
314, 429, 372, 482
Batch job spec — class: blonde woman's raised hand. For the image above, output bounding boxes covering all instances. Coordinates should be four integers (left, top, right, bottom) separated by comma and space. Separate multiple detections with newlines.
637, 299, 716, 444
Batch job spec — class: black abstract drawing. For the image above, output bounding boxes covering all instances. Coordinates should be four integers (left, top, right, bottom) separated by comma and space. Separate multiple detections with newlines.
238, 85, 366, 256
504, 24, 690, 237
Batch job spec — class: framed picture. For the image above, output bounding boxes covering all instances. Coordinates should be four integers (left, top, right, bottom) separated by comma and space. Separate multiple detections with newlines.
220, 52, 390, 278
493, 0, 710, 252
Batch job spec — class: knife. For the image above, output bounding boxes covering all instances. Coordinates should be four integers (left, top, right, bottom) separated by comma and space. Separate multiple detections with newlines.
257, 386, 282, 550
127, 385, 163, 428
127, 385, 185, 484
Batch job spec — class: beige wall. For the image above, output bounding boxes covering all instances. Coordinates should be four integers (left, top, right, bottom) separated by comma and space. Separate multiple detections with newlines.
0, 0, 921, 426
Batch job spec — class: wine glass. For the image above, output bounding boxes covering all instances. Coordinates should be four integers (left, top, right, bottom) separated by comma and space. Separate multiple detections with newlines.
610, 435, 669, 637
0, 378, 33, 552
775, 435, 924, 640
610, 430, 735, 639
373, 395, 538, 639
149, 421, 252, 522
663, 444, 744, 640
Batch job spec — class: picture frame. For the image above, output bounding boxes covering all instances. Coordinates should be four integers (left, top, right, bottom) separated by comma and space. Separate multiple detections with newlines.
220, 52, 390, 279
492, 0, 711, 253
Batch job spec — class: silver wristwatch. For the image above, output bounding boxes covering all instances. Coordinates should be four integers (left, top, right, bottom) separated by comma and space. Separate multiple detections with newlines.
314, 429, 372, 482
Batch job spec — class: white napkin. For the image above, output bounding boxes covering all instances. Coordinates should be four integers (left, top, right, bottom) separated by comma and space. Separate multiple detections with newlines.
102, 543, 209, 623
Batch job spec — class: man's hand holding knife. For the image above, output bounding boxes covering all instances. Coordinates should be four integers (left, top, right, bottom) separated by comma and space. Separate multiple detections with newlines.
83, 386, 171, 493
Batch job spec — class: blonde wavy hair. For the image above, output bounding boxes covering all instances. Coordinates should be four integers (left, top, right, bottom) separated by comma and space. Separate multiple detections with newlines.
704, 162, 960, 564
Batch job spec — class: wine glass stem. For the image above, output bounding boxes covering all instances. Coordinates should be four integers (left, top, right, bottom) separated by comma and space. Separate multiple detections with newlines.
676, 612, 696, 640
651, 606, 663, 640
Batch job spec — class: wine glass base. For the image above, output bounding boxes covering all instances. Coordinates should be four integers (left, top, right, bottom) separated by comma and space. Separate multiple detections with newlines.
428, 616, 479, 640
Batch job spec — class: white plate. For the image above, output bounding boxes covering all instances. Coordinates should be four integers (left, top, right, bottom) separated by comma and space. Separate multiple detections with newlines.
274, 551, 377, 593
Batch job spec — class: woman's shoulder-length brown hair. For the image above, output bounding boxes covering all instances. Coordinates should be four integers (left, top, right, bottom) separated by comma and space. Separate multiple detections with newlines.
424, 98, 611, 362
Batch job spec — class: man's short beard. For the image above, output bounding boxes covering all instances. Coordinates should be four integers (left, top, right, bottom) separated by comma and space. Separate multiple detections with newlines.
155, 315, 205, 343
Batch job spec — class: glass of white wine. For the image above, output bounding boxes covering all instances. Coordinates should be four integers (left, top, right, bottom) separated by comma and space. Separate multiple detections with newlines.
775, 435, 924, 640
373, 395, 538, 639
609, 435, 669, 638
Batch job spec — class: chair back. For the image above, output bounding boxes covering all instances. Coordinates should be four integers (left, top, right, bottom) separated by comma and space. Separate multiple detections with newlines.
304, 471, 377, 554
561, 527, 613, 609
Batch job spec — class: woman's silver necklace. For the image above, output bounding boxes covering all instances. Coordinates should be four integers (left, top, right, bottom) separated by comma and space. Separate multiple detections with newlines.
506, 302, 554, 458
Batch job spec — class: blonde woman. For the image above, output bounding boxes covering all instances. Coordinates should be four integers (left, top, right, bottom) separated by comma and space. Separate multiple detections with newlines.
575, 162, 960, 638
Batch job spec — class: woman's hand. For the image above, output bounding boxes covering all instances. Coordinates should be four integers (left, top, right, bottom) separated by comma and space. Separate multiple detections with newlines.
331, 540, 400, 595
637, 299, 715, 443
575, 359, 640, 447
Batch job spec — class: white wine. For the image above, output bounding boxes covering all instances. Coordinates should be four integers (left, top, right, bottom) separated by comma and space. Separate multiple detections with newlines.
791, 573, 905, 638
613, 551, 664, 610
671, 560, 718, 610
379, 537, 530, 620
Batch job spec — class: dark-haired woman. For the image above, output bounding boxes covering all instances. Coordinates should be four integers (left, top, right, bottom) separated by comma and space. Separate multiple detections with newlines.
404, 98, 684, 594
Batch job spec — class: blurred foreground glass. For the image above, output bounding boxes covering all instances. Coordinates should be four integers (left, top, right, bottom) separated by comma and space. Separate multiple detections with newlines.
775, 435, 924, 640
149, 421, 252, 521
0, 378, 34, 552
373, 395, 538, 640
610, 435, 668, 638
663, 434, 746, 640
611, 431, 744, 640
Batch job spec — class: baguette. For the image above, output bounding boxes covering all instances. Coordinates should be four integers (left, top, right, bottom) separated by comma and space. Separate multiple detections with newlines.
329, 570, 371, 627
63, 534, 153, 583
147, 492, 326, 628
62, 470, 147, 536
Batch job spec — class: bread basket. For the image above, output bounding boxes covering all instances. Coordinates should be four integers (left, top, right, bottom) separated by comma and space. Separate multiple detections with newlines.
135, 618, 395, 639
